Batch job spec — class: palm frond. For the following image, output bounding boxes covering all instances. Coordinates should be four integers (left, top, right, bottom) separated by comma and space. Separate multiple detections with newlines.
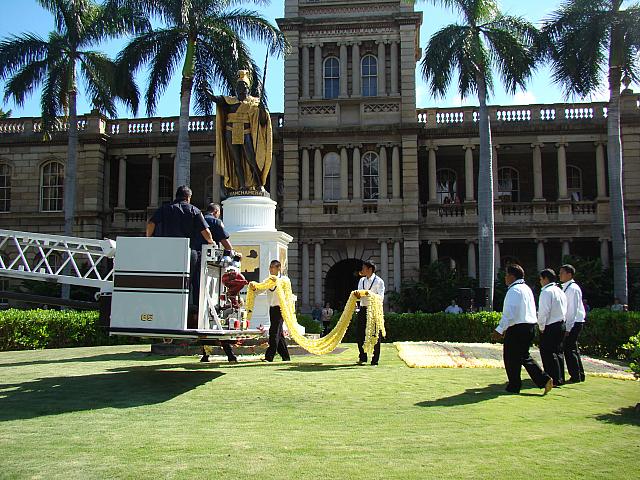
143, 32, 186, 115
0, 34, 51, 79
420, 24, 469, 98
3, 59, 50, 107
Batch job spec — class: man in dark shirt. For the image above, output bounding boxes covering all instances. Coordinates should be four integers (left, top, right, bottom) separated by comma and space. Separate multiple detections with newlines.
202, 203, 233, 250
146, 185, 214, 314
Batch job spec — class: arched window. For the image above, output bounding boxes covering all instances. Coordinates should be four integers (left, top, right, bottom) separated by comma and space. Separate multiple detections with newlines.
323, 152, 340, 201
567, 165, 582, 201
323, 57, 339, 99
0, 163, 11, 212
436, 168, 457, 204
40, 161, 64, 212
361, 55, 378, 97
498, 167, 520, 202
362, 151, 379, 200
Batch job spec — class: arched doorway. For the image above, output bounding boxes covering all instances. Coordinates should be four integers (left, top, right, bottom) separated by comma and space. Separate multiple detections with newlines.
325, 259, 363, 310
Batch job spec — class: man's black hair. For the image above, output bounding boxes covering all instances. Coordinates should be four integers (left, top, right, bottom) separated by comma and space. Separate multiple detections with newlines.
175, 185, 192, 201
539, 268, 557, 282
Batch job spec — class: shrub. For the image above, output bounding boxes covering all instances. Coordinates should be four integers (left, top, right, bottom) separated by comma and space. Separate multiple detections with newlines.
623, 332, 640, 377
581, 308, 640, 358
296, 313, 322, 334
0, 309, 141, 351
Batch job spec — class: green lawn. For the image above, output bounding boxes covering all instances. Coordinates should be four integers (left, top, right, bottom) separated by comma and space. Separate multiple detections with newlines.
0, 344, 638, 479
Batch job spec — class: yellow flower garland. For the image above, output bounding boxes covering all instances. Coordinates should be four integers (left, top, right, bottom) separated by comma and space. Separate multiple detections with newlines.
246, 275, 385, 355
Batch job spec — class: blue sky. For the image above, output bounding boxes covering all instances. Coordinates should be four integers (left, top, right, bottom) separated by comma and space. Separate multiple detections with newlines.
0, 0, 633, 118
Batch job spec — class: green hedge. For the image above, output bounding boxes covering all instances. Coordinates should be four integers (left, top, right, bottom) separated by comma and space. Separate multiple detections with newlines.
0, 309, 140, 351
296, 313, 322, 334
331, 309, 639, 359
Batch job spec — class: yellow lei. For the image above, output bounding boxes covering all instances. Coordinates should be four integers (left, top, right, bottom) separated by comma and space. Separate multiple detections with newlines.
246, 275, 385, 355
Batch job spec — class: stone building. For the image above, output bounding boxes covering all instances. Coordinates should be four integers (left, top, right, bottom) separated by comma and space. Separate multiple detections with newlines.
0, 0, 639, 309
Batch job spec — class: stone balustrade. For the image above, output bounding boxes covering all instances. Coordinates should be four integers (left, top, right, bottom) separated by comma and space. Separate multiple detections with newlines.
416, 102, 616, 128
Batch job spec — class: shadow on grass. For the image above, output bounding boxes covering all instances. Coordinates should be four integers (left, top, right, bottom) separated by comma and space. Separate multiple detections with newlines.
415, 383, 541, 407
594, 405, 640, 427
278, 362, 360, 372
0, 349, 158, 368
0, 364, 224, 421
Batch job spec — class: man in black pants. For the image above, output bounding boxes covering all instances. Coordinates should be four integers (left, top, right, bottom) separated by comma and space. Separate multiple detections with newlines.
355, 260, 385, 366
492, 264, 553, 395
250, 260, 290, 362
559, 264, 586, 383
537, 268, 567, 387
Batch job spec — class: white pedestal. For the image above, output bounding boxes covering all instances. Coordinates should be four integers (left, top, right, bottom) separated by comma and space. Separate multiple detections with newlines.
222, 196, 293, 327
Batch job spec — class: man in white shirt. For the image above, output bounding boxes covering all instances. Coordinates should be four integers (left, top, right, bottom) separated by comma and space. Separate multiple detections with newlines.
559, 264, 586, 383
354, 260, 385, 366
250, 259, 290, 362
444, 300, 463, 314
537, 268, 567, 387
492, 264, 553, 394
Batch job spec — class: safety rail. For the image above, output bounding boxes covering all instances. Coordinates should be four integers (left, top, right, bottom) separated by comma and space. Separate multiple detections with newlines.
0, 229, 116, 291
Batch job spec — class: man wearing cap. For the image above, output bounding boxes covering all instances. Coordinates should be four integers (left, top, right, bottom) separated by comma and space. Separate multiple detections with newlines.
210, 70, 272, 192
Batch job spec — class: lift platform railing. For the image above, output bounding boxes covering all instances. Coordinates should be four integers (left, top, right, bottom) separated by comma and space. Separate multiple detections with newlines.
0, 229, 116, 291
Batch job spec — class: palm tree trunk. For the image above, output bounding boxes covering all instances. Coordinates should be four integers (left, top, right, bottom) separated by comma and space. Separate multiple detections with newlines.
175, 76, 193, 187
62, 85, 78, 300
476, 75, 495, 309
606, 26, 628, 303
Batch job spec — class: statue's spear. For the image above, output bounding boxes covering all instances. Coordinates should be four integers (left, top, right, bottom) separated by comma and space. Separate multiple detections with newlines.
259, 48, 269, 107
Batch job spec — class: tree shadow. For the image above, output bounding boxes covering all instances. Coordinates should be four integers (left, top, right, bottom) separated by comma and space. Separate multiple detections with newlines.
415, 382, 541, 407
594, 405, 640, 427
0, 364, 224, 422
0, 349, 158, 368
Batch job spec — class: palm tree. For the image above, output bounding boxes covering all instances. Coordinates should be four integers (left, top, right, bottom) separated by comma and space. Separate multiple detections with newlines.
0, 108, 12, 119
420, 0, 539, 308
543, 0, 640, 304
111, 0, 288, 187
0, 0, 148, 241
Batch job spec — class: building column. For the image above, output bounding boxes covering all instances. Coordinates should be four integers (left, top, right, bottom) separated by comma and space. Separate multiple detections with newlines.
536, 240, 546, 272
340, 146, 349, 199
378, 145, 388, 199
117, 155, 127, 209
464, 145, 474, 201
380, 240, 389, 286
392, 145, 400, 199
301, 242, 310, 308
600, 238, 610, 269
532, 143, 544, 200
389, 41, 399, 95
301, 148, 310, 200
492, 144, 499, 200
103, 157, 111, 211
377, 41, 386, 96
393, 240, 401, 292
428, 147, 437, 202
351, 42, 360, 97
339, 43, 348, 98
494, 241, 501, 273
314, 241, 322, 306
562, 240, 571, 259
270, 152, 277, 201
313, 43, 323, 99
596, 142, 607, 198
557, 143, 568, 199
429, 241, 438, 264
313, 147, 322, 201
352, 146, 361, 199
467, 241, 477, 279
149, 154, 160, 207
301, 45, 310, 99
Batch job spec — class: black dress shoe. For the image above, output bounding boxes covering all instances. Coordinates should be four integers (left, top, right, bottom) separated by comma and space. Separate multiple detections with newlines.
565, 378, 580, 384
370, 362, 378, 366
200, 354, 209, 363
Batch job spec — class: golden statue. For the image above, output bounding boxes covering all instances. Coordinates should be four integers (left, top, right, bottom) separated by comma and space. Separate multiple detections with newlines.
211, 70, 272, 192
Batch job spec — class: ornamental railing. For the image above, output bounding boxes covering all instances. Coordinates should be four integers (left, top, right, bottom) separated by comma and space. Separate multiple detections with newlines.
416, 96, 639, 129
